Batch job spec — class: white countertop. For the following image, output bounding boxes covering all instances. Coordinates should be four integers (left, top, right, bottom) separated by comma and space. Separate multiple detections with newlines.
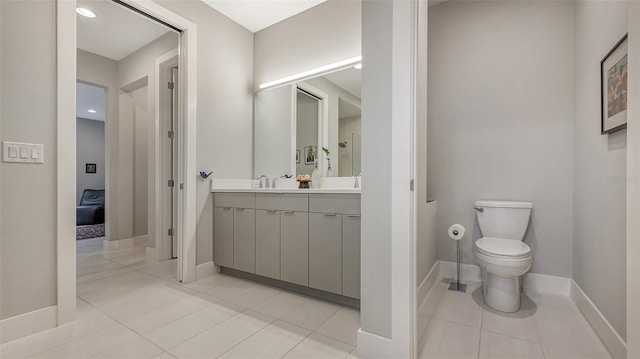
210, 178, 361, 194
212, 187, 361, 194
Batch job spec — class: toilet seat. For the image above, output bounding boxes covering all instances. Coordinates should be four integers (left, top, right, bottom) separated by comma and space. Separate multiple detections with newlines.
475, 237, 531, 259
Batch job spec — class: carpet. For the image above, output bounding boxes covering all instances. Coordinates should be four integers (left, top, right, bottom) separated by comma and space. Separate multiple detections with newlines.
77, 223, 105, 240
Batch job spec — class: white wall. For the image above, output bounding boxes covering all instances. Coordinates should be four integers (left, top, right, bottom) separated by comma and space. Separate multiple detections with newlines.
573, 1, 628, 342
253, 0, 361, 91
0, 0, 57, 320
153, 0, 254, 266
338, 116, 361, 177
427, 1, 575, 278
76, 118, 106, 204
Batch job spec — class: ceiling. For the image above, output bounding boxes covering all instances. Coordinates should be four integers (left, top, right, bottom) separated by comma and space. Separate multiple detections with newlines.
202, 0, 326, 33
77, 83, 106, 122
76, 0, 172, 61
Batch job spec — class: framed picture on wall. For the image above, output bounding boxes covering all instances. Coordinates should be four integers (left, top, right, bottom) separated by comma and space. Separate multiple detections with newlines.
86, 163, 96, 174
601, 33, 628, 135
304, 146, 316, 165
296, 150, 300, 163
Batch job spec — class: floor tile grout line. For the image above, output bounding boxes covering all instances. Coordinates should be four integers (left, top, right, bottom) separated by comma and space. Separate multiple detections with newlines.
212, 316, 287, 358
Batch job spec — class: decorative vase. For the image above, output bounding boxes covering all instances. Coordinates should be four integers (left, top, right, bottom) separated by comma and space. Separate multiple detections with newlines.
311, 165, 321, 188
326, 160, 334, 177
298, 180, 310, 189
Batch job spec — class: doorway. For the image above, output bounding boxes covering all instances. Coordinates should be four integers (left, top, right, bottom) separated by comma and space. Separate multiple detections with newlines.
75, 0, 180, 284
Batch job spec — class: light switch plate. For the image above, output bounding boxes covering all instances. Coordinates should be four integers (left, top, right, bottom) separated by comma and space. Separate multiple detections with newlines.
2, 141, 44, 164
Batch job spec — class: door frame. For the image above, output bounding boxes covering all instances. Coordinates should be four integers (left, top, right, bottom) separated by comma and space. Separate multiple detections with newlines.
56, 0, 198, 324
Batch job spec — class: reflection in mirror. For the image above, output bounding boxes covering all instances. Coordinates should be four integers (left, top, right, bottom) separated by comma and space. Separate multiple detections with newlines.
254, 65, 361, 178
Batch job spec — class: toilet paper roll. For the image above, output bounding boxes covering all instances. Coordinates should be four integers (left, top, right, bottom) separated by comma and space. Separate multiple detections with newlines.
448, 224, 465, 240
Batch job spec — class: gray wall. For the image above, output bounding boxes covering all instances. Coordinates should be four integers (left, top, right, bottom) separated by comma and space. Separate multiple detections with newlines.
427, 1, 575, 278
254, 85, 293, 179
76, 118, 106, 204
573, 1, 628, 341
132, 86, 149, 237
0, 0, 57, 320
154, 0, 255, 266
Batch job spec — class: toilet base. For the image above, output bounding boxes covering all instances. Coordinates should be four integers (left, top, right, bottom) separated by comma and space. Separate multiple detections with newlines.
482, 271, 522, 312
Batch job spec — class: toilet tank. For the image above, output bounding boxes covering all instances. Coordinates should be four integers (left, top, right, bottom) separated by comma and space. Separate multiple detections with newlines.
475, 200, 533, 240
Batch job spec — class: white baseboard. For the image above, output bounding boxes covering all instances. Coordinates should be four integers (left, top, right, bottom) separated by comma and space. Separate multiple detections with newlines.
439, 261, 482, 282
0, 305, 57, 344
571, 280, 627, 359
134, 235, 148, 247
357, 328, 393, 358
196, 261, 215, 280
417, 260, 439, 305
103, 235, 148, 251
523, 272, 571, 296
103, 237, 134, 251
146, 246, 158, 260
438, 261, 570, 296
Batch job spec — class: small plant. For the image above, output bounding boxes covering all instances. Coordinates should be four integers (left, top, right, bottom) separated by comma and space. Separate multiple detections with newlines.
322, 147, 330, 160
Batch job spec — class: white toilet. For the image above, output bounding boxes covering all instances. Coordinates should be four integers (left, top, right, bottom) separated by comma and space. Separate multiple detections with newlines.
474, 200, 533, 312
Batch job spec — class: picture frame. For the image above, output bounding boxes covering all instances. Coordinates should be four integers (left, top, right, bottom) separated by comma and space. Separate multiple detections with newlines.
296, 150, 300, 163
304, 145, 316, 165
86, 163, 96, 174
601, 33, 628, 135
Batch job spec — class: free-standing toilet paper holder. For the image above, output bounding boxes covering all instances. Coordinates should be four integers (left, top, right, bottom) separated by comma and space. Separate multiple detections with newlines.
448, 225, 467, 293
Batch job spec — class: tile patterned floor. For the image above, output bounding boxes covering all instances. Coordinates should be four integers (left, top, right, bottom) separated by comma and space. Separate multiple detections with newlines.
417, 278, 612, 359
0, 238, 360, 359
0, 238, 612, 359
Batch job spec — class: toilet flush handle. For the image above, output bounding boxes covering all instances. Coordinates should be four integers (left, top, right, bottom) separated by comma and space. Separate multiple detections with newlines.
474, 207, 484, 212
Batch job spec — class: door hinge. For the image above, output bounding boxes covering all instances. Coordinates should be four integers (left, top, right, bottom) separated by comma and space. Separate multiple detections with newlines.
168, 130, 174, 139
180, 183, 184, 190
168, 179, 175, 187
168, 228, 174, 236
168, 82, 174, 90
410, 179, 415, 191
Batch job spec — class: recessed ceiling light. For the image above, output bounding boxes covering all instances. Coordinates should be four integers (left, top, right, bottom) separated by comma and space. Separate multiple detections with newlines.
76, 8, 96, 18
354, 63, 362, 70
88, 109, 97, 113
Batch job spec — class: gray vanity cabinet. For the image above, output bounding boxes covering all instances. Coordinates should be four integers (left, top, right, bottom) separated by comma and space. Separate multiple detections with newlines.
213, 207, 234, 268
213, 193, 256, 272
280, 211, 309, 286
233, 208, 256, 273
342, 214, 361, 299
255, 209, 281, 279
309, 213, 342, 294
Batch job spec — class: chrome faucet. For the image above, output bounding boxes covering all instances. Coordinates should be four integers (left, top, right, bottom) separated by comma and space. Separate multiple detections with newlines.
257, 175, 268, 188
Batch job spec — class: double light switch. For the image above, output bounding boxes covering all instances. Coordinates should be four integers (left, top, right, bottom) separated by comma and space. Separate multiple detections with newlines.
2, 141, 44, 164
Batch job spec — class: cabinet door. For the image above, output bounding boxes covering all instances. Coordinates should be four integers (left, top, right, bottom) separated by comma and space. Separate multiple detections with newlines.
233, 208, 256, 273
342, 214, 361, 299
281, 211, 309, 286
255, 210, 280, 279
213, 207, 234, 268
309, 213, 342, 294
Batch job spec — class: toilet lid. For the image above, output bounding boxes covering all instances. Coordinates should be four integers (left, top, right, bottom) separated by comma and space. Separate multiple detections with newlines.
475, 237, 531, 258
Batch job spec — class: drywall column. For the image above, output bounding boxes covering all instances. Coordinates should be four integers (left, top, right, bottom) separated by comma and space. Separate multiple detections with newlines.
627, 3, 640, 357
0, 0, 58, 327
359, 0, 418, 357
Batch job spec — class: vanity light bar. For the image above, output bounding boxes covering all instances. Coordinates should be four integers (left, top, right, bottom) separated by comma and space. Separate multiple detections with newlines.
258, 56, 362, 90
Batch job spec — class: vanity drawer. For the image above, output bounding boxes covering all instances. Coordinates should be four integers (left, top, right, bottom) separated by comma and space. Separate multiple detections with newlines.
213, 193, 256, 209
255, 193, 308, 212
309, 194, 360, 215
